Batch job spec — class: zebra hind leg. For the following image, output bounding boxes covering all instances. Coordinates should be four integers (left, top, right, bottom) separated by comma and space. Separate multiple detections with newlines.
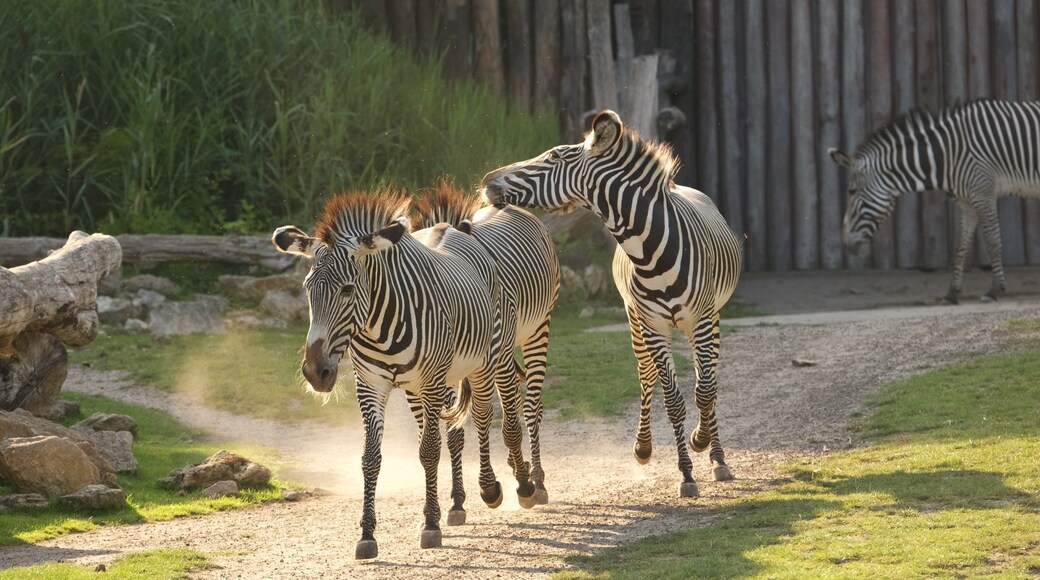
520, 330, 551, 504
443, 388, 467, 525
641, 327, 697, 497
626, 307, 659, 465
687, 313, 734, 482
946, 200, 978, 305
418, 388, 445, 549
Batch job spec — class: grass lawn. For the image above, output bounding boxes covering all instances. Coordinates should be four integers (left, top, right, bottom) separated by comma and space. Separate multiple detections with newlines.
0, 549, 213, 580
0, 393, 286, 548
556, 335, 1040, 578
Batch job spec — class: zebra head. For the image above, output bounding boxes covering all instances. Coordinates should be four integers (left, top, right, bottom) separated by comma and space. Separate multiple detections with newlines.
272, 218, 408, 392
481, 110, 625, 213
829, 147, 897, 253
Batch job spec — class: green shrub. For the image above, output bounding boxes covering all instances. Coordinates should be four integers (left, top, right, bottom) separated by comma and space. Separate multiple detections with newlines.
0, 0, 558, 236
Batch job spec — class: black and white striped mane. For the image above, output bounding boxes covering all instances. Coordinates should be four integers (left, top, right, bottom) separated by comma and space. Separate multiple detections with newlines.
315, 189, 411, 246
411, 180, 486, 230
859, 107, 938, 157
607, 125, 682, 187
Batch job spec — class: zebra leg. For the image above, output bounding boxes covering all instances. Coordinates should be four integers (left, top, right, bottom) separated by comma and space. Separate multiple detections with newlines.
520, 318, 551, 504
354, 381, 391, 560
641, 326, 697, 497
973, 194, 1006, 301
493, 354, 536, 508
686, 312, 733, 482
946, 201, 979, 304
407, 390, 466, 526
627, 306, 659, 465
417, 387, 445, 549
468, 375, 504, 509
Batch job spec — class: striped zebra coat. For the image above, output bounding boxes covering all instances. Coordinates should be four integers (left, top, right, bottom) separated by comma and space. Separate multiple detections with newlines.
482, 110, 743, 497
830, 100, 1040, 302
413, 183, 560, 504
271, 192, 534, 559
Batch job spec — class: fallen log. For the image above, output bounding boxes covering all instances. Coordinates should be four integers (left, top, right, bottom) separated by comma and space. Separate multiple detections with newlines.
1, 232, 120, 413
0, 234, 292, 270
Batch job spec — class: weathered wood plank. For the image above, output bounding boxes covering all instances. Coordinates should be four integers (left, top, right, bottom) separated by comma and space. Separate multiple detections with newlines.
586, 0, 619, 111
842, 0, 867, 269
941, 0, 968, 268
867, 0, 895, 270
967, 0, 992, 265
624, 54, 659, 139
387, 0, 418, 49
534, 0, 561, 112
717, 0, 744, 240
473, 0, 505, 96
790, 0, 817, 270
892, 0, 920, 269
744, 0, 768, 271
505, 0, 533, 111
442, 0, 472, 83
614, 3, 634, 100
767, 0, 793, 270
993, 0, 1026, 267
1018, 0, 1040, 264
694, 0, 720, 207
658, 0, 696, 186
559, 0, 588, 139
918, 0, 948, 270
816, 0, 843, 270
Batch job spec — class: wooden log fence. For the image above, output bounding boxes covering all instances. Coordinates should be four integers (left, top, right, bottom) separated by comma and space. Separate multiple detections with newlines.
336, 1, 1040, 273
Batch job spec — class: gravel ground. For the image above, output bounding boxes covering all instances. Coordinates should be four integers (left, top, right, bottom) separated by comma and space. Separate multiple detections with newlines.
3, 267, 1040, 578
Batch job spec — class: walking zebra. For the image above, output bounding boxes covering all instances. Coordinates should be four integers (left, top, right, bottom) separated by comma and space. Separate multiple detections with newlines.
272, 191, 535, 559
830, 100, 1040, 303
413, 182, 561, 504
482, 110, 743, 497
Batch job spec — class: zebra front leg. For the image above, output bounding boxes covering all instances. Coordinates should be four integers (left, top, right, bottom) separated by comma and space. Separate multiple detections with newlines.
493, 356, 536, 508
467, 377, 504, 508
520, 324, 551, 504
354, 382, 390, 560
627, 307, 659, 465
642, 327, 697, 497
408, 390, 466, 526
946, 201, 978, 304
974, 194, 1006, 301
687, 312, 733, 481
417, 387, 445, 549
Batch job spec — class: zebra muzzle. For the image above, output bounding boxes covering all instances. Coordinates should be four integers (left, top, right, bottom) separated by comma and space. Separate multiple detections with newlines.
302, 340, 338, 392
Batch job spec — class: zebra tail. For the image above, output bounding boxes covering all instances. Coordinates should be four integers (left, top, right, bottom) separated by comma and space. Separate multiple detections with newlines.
442, 378, 473, 429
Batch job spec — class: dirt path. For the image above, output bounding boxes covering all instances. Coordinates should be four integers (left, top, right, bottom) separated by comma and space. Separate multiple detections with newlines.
3, 268, 1040, 578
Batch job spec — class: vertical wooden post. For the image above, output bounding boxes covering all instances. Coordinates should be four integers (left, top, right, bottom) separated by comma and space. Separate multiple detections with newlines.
866, 0, 895, 270
992, 0, 1025, 266
694, 0, 719, 205
442, 0, 472, 83
816, 0, 843, 270
505, 0, 533, 111
893, 0, 919, 269
967, 0, 991, 265
1017, 0, 1040, 264
658, 0, 696, 186
415, 0, 442, 55
767, 0, 793, 270
744, 0, 768, 271
534, 0, 561, 112
717, 0, 744, 239
941, 0, 968, 267
918, 0, 948, 271
842, 0, 867, 269
387, 0, 418, 49
624, 54, 659, 138
474, 0, 505, 97
559, 0, 588, 140
790, 0, 817, 269
614, 3, 635, 99
586, 0, 619, 111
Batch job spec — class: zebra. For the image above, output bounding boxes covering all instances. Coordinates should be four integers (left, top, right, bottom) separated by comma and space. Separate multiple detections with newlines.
830, 100, 1040, 303
413, 181, 561, 504
271, 191, 535, 559
481, 110, 743, 497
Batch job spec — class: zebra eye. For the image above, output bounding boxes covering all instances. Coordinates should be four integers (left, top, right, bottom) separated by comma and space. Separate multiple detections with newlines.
340, 284, 355, 297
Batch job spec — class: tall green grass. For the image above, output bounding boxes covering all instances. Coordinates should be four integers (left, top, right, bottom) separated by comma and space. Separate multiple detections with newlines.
0, 0, 558, 237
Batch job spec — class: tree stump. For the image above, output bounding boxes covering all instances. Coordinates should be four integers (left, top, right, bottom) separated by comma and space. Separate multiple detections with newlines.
0, 232, 121, 413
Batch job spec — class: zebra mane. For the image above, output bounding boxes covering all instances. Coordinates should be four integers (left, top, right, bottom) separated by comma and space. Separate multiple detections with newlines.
314, 189, 411, 246
860, 107, 939, 156
617, 126, 681, 184
411, 180, 487, 230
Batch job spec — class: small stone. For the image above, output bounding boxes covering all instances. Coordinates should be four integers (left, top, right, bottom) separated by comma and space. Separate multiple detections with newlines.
0, 493, 49, 510
202, 480, 239, 498
93, 563, 107, 572
579, 306, 595, 318
791, 358, 819, 368
74, 413, 138, 436
123, 318, 149, 331
281, 489, 306, 502
57, 484, 126, 511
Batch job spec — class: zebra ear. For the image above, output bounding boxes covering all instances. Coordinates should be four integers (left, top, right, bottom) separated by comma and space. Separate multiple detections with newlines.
588, 110, 623, 156
272, 226, 322, 258
829, 148, 853, 168
355, 217, 409, 256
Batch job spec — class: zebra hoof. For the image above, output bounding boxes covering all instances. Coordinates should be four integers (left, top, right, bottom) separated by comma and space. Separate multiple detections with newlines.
981, 293, 998, 303
420, 528, 442, 549
532, 485, 549, 505
712, 463, 735, 481
678, 481, 699, 498
446, 509, 466, 526
634, 442, 652, 464
481, 482, 503, 509
942, 293, 959, 305
355, 539, 378, 560
518, 491, 538, 510
688, 433, 709, 453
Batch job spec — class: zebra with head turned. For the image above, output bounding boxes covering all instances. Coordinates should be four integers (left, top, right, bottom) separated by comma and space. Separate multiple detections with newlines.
413, 181, 561, 504
482, 110, 743, 497
272, 191, 535, 559
830, 100, 1040, 303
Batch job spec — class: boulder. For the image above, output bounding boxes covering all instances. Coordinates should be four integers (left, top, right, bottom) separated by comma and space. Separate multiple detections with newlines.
0, 493, 48, 510
0, 414, 33, 440
132, 288, 167, 311
582, 264, 610, 300
193, 294, 230, 312
35, 398, 81, 422
158, 450, 271, 491
123, 318, 148, 332
95, 296, 138, 326
260, 290, 307, 322
560, 266, 587, 299
74, 413, 138, 437
122, 274, 181, 296
148, 299, 225, 336
0, 436, 102, 498
202, 480, 239, 498
57, 484, 126, 511
0, 408, 137, 473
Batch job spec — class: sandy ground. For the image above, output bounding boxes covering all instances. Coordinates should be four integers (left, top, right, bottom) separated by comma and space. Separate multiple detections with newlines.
3, 266, 1040, 578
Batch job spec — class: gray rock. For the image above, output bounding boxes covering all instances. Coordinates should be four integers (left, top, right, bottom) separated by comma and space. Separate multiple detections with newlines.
133, 288, 167, 311
560, 266, 587, 297
96, 296, 136, 326
35, 399, 81, 422
0, 493, 49, 510
202, 480, 239, 498
148, 299, 225, 336
281, 489, 307, 502
97, 271, 123, 296
261, 290, 307, 322
0, 436, 102, 498
0, 409, 137, 474
123, 318, 149, 332
57, 484, 126, 511
193, 294, 230, 312
158, 450, 271, 491
582, 264, 610, 300
74, 413, 138, 436
123, 274, 182, 296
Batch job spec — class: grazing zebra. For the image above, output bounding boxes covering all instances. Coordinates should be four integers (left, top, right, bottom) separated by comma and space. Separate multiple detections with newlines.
272, 192, 535, 559
413, 182, 561, 504
830, 100, 1040, 303
482, 110, 743, 497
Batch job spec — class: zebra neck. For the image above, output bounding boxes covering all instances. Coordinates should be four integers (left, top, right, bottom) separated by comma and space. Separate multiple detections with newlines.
602, 182, 673, 267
